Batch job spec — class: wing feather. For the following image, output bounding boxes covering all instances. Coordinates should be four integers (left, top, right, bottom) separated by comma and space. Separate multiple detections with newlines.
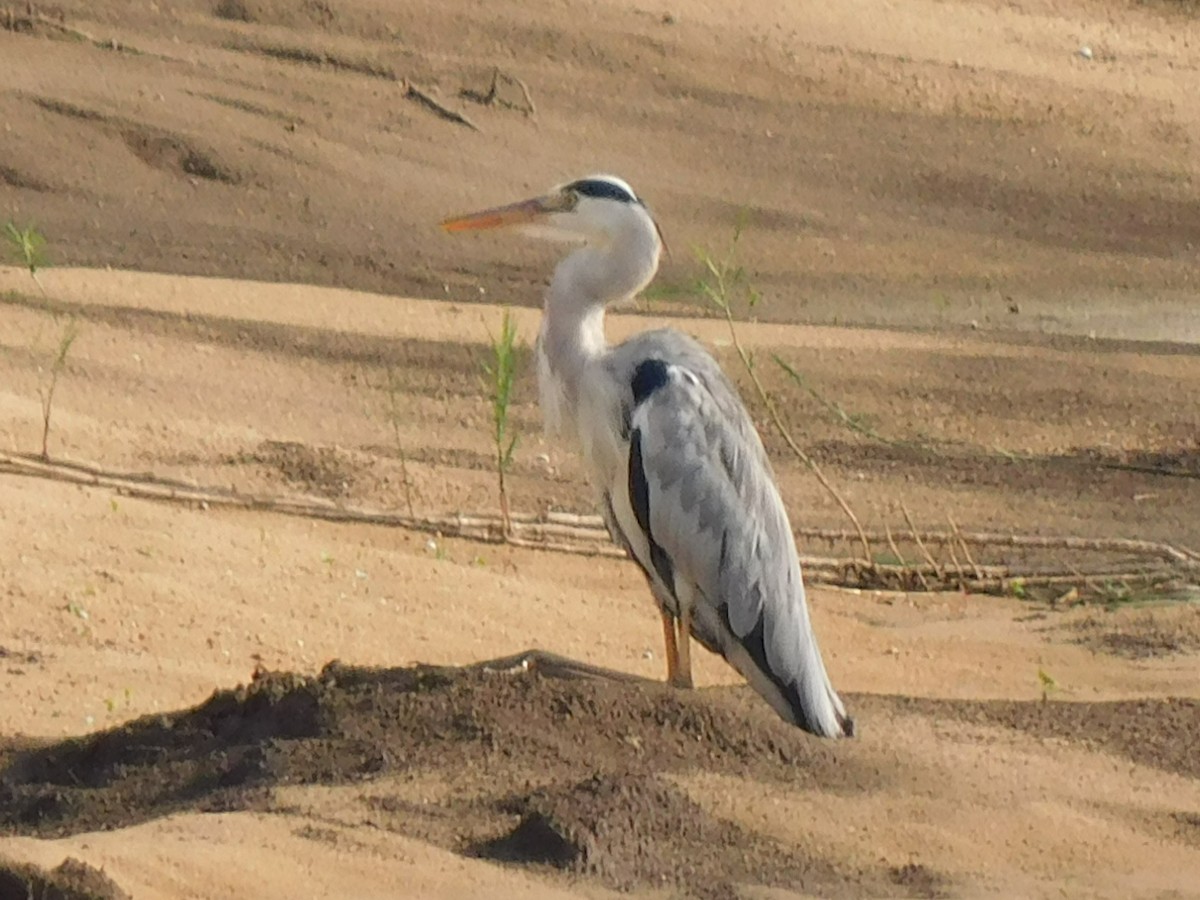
612, 359, 852, 737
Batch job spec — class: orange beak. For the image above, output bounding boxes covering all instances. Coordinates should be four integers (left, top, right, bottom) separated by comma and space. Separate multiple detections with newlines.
441, 194, 568, 233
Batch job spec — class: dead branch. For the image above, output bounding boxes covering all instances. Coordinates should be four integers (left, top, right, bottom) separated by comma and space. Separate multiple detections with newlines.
949, 515, 983, 581
2, 5, 97, 43
901, 503, 943, 579
885, 522, 928, 590
1, 450, 1195, 599
404, 81, 480, 131
944, 534, 965, 590
460, 67, 537, 117
471, 649, 652, 683
1095, 460, 1200, 480
450, 509, 1200, 567
792, 526, 1200, 569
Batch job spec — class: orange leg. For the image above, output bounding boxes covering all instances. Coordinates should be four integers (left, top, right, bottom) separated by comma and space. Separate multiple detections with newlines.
660, 608, 679, 684
674, 606, 694, 689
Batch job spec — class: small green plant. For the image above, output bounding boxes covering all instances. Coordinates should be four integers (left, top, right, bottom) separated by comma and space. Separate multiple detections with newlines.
37, 317, 80, 460
483, 309, 521, 536
4, 221, 48, 292
1096, 579, 1135, 607
5, 223, 80, 459
694, 217, 762, 319
103, 687, 133, 716
380, 363, 416, 517
1037, 667, 1058, 702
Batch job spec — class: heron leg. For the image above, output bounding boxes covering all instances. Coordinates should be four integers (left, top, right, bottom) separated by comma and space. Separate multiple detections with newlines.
660, 609, 679, 684
673, 607, 694, 689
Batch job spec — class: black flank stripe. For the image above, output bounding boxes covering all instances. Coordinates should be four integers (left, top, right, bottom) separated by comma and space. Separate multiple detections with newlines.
724, 606, 822, 734
629, 426, 674, 590
649, 541, 675, 594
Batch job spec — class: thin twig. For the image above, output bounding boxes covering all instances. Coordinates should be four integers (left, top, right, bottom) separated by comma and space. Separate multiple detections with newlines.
515, 515, 1200, 569
796, 526, 1200, 568
944, 534, 966, 591
901, 503, 942, 579
949, 515, 982, 580
717, 304, 873, 562
509, 72, 537, 117
1094, 460, 1200, 481
2, 7, 98, 43
883, 523, 903, 567
460, 67, 537, 117
404, 81, 480, 131
775, 355, 903, 447
885, 522, 928, 590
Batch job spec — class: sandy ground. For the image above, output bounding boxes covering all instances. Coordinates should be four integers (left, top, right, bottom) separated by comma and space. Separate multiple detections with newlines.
2, 0, 1200, 897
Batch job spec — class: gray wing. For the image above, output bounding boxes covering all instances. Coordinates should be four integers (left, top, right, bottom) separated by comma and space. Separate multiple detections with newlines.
607, 340, 852, 738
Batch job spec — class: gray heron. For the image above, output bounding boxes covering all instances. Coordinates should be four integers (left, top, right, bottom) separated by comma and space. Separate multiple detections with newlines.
442, 175, 854, 738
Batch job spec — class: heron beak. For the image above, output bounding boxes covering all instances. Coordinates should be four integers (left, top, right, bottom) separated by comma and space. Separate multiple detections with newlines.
441, 194, 566, 233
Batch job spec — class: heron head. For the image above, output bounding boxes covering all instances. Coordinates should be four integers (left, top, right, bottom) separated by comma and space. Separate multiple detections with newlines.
441, 174, 664, 251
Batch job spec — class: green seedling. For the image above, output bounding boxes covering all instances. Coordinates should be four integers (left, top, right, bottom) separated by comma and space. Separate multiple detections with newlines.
1037, 667, 1058, 702
4, 221, 48, 291
379, 363, 416, 517
5, 223, 80, 459
103, 688, 132, 715
483, 309, 521, 537
36, 316, 79, 460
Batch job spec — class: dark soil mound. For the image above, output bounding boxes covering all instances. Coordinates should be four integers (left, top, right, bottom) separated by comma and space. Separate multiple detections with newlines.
4, 658, 1194, 896
0, 857, 129, 900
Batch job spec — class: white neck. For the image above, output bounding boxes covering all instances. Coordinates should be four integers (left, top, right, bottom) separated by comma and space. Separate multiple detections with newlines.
537, 219, 661, 408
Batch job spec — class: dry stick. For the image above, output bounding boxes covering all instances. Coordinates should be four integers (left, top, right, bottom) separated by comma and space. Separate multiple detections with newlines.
0, 449, 619, 553
404, 81, 480, 131
505, 508, 1200, 565
507, 71, 537, 117
1095, 459, 1200, 481
7, 449, 1194, 571
775, 355, 903, 448
3, 7, 98, 43
885, 522, 928, 591
463, 68, 537, 117
901, 502, 942, 579
944, 536, 966, 591
0, 451, 1193, 594
716, 303, 873, 562
949, 515, 983, 581
883, 524, 905, 565
470, 649, 652, 683
1058, 556, 1090, 604
796, 526, 1200, 569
